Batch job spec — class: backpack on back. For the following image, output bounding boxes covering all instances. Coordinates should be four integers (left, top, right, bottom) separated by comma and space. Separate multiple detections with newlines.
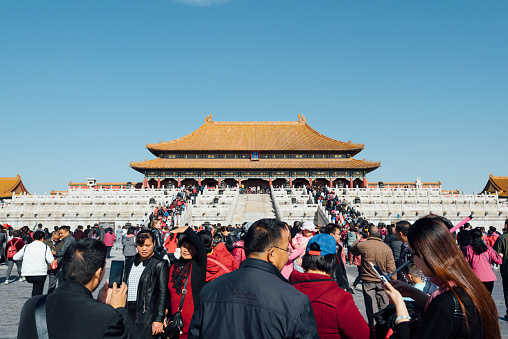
6, 239, 20, 259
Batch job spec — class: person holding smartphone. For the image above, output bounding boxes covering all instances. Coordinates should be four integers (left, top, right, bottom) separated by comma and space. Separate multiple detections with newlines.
124, 230, 169, 339
382, 215, 501, 339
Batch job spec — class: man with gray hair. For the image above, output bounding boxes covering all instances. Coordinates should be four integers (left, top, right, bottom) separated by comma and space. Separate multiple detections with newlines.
350, 225, 396, 329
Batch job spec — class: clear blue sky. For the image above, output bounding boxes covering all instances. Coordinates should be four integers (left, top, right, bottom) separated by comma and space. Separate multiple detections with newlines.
2, 0, 507, 194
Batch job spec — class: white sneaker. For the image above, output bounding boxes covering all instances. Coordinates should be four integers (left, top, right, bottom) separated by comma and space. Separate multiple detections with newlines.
19, 277, 26, 282
4, 280, 8, 285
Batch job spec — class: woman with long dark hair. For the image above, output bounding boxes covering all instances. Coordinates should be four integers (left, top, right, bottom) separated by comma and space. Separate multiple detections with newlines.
382, 215, 501, 339
124, 230, 169, 338
168, 226, 206, 339
464, 227, 502, 294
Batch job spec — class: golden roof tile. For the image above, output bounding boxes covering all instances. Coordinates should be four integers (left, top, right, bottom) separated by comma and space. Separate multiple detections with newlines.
146, 115, 364, 154
0, 175, 29, 199
482, 174, 508, 197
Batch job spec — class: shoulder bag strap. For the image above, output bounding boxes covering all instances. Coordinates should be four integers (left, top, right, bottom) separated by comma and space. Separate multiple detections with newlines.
177, 267, 191, 312
481, 252, 491, 264
35, 295, 49, 339
208, 258, 231, 273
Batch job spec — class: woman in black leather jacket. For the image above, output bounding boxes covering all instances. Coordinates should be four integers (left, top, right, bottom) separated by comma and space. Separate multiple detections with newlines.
124, 230, 169, 339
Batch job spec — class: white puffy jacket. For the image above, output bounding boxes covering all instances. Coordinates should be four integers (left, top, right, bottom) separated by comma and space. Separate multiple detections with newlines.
13, 240, 54, 276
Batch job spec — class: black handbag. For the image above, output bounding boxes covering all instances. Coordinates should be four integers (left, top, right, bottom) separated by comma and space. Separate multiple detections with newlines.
164, 272, 190, 338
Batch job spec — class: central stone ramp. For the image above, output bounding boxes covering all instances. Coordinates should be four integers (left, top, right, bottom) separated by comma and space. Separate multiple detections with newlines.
230, 194, 276, 225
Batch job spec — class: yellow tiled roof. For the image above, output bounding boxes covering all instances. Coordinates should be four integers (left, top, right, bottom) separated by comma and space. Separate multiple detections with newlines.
482, 174, 508, 197
0, 175, 29, 199
147, 115, 364, 153
130, 158, 380, 172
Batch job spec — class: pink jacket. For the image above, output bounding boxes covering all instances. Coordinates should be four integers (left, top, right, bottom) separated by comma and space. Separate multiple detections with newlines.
292, 232, 312, 249
464, 245, 502, 282
232, 240, 246, 266
281, 244, 305, 279
103, 232, 115, 247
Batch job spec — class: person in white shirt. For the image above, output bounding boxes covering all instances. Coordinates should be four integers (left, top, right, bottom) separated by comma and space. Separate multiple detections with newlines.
13, 230, 54, 296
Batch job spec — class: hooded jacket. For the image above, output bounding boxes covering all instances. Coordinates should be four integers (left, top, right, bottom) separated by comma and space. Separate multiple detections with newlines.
206, 242, 238, 282
290, 271, 369, 339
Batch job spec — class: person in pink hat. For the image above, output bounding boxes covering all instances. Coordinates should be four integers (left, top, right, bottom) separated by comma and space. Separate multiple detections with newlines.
292, 221, 315, 250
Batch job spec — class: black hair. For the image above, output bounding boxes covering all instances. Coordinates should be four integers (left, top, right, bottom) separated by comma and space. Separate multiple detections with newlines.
471, 228, 487, 254
225, 234, 237, 253
62, 238, 107, 285
324, 223, 340, 235
212, 234, 222, 248
369, 226, 380, 238
244, 219, 288, 256
396, 221, 411, 236
13, 230, 21, 237
60, 225, 71, 233
403, 263, 422, 278
127, 227, 136, 235
33, 230, 45, 240
136, 230, 155, 246
198, 230, 213, 253
301, 242, 336, 275
488, 226, 496, 237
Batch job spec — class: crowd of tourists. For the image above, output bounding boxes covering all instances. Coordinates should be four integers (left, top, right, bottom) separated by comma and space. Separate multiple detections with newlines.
2, 185, 507, 338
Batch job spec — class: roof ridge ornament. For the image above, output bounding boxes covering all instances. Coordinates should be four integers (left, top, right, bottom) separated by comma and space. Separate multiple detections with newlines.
205, 114, 214, 123
297, 114, 306, 123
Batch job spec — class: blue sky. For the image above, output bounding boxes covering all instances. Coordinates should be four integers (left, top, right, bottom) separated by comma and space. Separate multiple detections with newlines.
1, 0, 507, 194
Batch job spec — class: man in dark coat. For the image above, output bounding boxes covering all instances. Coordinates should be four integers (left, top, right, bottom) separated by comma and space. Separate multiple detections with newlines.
52, 225, 76, 283
384, 225, 403, 262
73, 225, 87, 241
18, 238, 138, 339
189, 218, 318, 339
44, 231, 64, 294
324, 223, 353, 293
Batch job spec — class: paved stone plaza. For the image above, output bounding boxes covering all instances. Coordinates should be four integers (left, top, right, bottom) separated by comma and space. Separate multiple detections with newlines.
1, 248, 508, 338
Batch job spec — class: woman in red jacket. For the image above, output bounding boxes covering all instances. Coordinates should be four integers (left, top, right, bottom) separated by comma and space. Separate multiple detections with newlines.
197, 230, 239, 282
290, 234, 369, 339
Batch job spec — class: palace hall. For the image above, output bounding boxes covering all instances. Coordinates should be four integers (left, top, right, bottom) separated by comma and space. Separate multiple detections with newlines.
130, 115, 380, 189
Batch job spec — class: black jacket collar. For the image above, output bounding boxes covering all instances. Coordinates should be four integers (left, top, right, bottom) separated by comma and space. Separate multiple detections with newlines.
56, 281, 93, 298
240, 258, 288, 282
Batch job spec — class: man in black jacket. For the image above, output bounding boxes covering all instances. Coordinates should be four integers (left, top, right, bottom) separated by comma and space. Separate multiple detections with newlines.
189, 218, 318, 339
18, 238, 138, 339
324, 223, 353, 293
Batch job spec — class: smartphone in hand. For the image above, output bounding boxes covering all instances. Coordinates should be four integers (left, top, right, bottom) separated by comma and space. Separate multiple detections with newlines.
370, 262, 388, 284
109, 260, 124, 288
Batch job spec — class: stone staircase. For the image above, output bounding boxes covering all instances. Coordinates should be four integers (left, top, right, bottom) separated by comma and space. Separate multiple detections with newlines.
229, 194, 276, 225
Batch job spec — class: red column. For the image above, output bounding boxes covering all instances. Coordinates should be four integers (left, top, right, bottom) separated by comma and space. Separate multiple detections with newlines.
177, 178, 181, 187
218, 178, 222, 187
269, 178, 272, 186
157, 178, 161, 188
289, 178, 293, 187
349, 178, 353, 188
238, 178, 241, 186
142, 178, 148, 189
329, 178, 333, 188
309, 178, 313, 186
198, 178, 202, 186
363, 178, 368, 188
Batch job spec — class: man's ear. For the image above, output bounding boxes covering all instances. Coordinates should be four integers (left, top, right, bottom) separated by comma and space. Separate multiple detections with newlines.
266, 247, 277, 266
94, 267, 103, 280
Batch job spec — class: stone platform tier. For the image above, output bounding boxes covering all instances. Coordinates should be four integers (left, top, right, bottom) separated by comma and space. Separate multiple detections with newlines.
320, 187, 508, 229
0, 188, 181, 228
